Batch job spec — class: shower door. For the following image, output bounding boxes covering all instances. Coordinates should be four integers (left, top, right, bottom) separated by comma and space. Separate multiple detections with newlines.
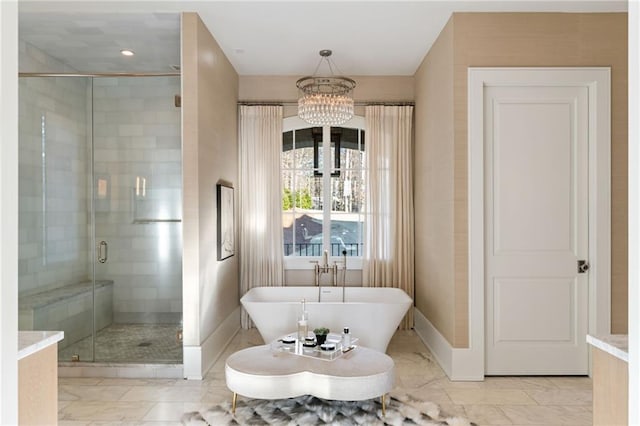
91, 76, 183, 363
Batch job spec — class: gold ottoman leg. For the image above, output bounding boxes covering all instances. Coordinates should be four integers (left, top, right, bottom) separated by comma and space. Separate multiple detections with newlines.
232, 392, 237, 414
381, 394, 386, 416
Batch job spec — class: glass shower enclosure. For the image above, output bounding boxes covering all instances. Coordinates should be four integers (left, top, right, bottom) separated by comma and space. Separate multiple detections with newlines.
18, 75, 183, 364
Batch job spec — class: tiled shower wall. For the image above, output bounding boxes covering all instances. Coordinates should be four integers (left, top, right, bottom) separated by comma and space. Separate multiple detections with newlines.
18, 67, 90, 296
92, 77, 183, 324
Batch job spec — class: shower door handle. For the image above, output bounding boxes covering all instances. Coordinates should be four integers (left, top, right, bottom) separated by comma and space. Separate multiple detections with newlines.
98, 241, 108, 263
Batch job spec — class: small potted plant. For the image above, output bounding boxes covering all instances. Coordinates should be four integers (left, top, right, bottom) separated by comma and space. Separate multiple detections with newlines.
313, 327, 330, 345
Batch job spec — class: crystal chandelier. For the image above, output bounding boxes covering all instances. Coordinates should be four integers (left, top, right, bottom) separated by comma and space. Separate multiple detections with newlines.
296, 50, 356, 126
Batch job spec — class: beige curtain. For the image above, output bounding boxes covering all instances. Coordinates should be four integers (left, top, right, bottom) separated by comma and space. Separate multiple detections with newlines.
363, 105, 415, 329
238, 105, 284, 329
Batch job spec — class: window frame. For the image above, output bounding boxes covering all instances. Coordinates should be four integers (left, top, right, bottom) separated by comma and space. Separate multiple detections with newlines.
282, 115, 365, 270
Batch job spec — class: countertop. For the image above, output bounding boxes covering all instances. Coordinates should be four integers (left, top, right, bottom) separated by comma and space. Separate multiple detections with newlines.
586, 334, 628, 363
18, 330, 64, 360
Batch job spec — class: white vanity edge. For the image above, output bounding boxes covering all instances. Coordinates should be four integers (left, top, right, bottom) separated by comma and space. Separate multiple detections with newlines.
18, 330, 64, 360
587, 334, 628, 363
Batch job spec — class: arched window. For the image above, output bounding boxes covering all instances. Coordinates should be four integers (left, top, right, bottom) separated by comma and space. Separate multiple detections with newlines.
282, 116, 365, 263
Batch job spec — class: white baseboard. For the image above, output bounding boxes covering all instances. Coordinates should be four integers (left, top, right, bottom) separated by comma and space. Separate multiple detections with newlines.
183, 306, 240, 380
413, 308, 484, 381
183, 346, 202, 380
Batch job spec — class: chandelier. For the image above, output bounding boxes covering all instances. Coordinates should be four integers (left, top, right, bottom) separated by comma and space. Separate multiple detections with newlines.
296, 50, 356, 126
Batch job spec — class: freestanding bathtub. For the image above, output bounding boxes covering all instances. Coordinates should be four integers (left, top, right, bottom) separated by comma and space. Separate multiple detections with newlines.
240, 286, 412, 353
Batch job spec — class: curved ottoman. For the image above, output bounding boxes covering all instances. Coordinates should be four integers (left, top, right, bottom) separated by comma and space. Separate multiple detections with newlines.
225, 344, 395, 415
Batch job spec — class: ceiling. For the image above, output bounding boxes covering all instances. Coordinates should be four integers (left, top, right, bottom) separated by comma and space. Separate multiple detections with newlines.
18, 1, 628, 76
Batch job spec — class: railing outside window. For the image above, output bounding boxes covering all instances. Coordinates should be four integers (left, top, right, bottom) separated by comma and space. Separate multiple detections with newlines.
283, 242, 363, 257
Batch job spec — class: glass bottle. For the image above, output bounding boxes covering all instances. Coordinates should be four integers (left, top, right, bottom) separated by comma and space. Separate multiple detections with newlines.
297, 298, 308, 341
342, 326, 351, 348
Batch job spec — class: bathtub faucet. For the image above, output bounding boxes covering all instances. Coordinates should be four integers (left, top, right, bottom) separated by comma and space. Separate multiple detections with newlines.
310, 250, 338, 286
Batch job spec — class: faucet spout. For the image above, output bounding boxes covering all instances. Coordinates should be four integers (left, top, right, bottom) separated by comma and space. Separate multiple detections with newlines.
322, 250, 328, 268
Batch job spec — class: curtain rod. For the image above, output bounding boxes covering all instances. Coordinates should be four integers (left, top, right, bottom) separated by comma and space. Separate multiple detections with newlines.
19, 72, 180, 77
238, 101, 415, 107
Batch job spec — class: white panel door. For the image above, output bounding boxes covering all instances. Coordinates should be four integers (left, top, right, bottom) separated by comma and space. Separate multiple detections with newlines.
485, 85, 589, 375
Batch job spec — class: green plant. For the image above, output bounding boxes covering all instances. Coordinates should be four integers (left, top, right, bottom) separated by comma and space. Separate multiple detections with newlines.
282, 188, 292, 211
313, 327, 330, 335
282, 188, 313, 210
296, 188, 312, 209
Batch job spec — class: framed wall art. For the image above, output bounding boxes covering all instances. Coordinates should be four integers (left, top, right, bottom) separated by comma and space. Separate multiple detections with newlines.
216, 183, 234, 260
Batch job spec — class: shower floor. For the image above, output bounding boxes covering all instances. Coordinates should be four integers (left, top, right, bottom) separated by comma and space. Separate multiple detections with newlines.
58, 324, 183, 364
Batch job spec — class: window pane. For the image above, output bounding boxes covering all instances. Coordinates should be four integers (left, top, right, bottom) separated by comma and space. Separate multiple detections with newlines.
282, 131, 293, 169
282, 212, 295, 256
334, 128, 355, 170
289, 171, 323, 257
294, 128, 314, 169
331, 213, 363, 257
295, 171, 322, 210
317, 144, 324, 171
296, 214, 323, 256
331, 172, 363, 213
282, 170, 293, 211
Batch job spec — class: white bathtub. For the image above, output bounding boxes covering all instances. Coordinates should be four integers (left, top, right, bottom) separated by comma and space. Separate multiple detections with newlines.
240, 286, 412, 353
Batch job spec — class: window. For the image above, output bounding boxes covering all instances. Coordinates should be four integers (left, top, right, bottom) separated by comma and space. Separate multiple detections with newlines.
282, 117, 365, 263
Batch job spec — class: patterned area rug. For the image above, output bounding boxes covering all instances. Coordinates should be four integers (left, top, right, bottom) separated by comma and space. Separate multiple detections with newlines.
182, 394, 476, 425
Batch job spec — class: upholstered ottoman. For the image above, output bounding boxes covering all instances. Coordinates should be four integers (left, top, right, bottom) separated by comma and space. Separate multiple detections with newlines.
225, 344, 395, 414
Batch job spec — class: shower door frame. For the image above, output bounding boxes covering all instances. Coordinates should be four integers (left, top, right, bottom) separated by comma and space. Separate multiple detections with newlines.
19, 72, 183, 366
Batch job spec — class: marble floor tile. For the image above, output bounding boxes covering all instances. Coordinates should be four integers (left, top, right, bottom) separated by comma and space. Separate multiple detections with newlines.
396, 371, 445, 389
97, 377, 180, 386
446, 388, 538, 405
500, 404, 592, 425
59, 377, 103, 386
58, 400, 73, 411
482, 377, 559, 391
57, 329, 593, 425
59, 401, 154, 422
398, 387, 454, 405
546, 377, 593, 390
462, 404, 514, 425
119, 385, 207, 402
142, 402, 205, 422
525, 389, 592, 406
200, 385, 237, 404
59, 385, 132, 401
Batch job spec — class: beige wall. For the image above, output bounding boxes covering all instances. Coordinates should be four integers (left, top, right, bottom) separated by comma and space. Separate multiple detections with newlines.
414, 12, 628, 348
414, 17, 461, 346
181, 13, 239, 373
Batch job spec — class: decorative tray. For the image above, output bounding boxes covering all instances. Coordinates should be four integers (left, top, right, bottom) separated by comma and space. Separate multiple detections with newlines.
270, 333, 358, 361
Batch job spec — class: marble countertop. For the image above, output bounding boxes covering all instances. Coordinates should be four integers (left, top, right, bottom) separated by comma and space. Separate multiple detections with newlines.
586, 334, 628, 363
18, 330, 64, 360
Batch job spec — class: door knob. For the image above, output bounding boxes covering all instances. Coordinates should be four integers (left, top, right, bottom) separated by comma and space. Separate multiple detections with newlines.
577, 260, 590, 274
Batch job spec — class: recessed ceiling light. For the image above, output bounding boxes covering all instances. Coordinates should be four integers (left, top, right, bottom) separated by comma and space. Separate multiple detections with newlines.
120, 49, 135, 57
